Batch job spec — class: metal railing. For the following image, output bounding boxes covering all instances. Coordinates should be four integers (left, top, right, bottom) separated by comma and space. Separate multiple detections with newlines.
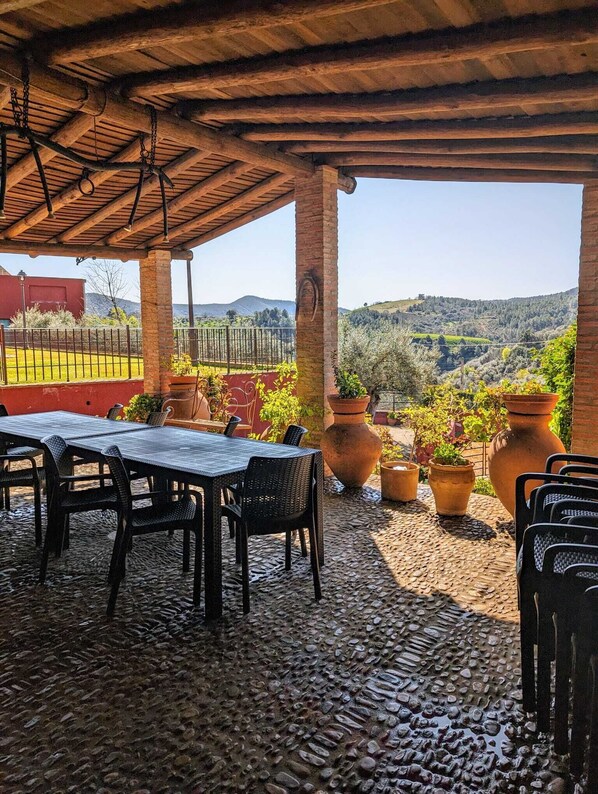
0, 325, 296, 384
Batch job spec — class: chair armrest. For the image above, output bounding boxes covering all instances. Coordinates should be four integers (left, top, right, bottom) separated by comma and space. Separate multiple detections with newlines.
546, 452, 598, 473
515, 472, 589, 534
560, 465, 598, 479
551, 498, 598, 523
0, 453, 39, 466
564, 562, 598, 580
59, 472, 112, 485
543, 542, 598, 574
132, 489, 202, 505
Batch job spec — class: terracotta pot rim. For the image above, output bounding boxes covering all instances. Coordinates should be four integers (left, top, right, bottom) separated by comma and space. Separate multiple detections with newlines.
327, 394, 370, 414
502, 392, 559, 415
429, 460, 475, 470
380, 460, 419, 472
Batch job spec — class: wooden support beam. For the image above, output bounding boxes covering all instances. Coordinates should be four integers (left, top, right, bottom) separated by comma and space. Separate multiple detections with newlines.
146, 173, 292, 247
56, 149, 210, 243
186, 72, 598, 122
0, 50, 314, 178
343, 166, 590, 183
0, 0, 46, 14
241, 112, 598, 141
123, 8, 598, 97
285, 136, 598, 155
1, 136, 144, 239
6, 113, 94, 190
106, 161, 253, 246
0, 240, 192, 261
41, 0, 393, 64
187, 191, 295, 248
323, 152, 598, 171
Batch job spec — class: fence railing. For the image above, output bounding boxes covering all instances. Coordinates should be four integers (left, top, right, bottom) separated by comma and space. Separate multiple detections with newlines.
0, 325, 296, 384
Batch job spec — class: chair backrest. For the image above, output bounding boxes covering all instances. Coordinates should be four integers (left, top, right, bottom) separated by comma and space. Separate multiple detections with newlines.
227, 381, 257, 431
106, 403, 123, 421
100, 444, 132, 514
224, 415, 242, 437
0, 404, 8, 418
40, 434, 72, 480
146, 406, 172, 427
282, 424, 308, 447
242, 454, 315, 527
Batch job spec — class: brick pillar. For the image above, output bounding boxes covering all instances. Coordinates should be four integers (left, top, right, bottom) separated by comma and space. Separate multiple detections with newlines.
295, 166, 339, 446
572, 183, 598, 454
139, 249, 173, 395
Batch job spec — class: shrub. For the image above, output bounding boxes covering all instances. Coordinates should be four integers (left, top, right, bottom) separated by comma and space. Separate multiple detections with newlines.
124, 393, 163, 423
539, 323, 576, 450
198, 370, 230, 423
333, 364, 367, 399
170, 353, 195, 376
254, 362, 311, 442
432, 442, 470, 467
473, 477, 496, 497
402, 382, 469, 465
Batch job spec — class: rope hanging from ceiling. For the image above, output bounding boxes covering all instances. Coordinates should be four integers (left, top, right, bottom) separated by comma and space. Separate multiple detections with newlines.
0, 55, 172, 242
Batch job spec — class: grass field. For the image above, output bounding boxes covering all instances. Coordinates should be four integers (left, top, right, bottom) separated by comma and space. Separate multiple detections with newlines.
412, 333, 491, 346
368, 298, 423, 313
2, 348, 144, 384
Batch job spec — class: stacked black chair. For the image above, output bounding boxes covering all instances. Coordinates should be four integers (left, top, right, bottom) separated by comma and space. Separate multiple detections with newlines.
570, 585, 598, 788
222, 453, 320, 613
0, 403, 44, 516
39, 434, 118, 583
101, 444, 203, 617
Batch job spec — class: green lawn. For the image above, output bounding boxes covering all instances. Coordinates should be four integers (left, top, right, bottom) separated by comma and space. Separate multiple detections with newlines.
412, 333, 491, 346
2, 348, 144, 384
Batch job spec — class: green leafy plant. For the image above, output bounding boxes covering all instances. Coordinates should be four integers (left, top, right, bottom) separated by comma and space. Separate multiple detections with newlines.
473, 477, 496, 497
387, 410, 399, 420
432, 442, 470, 467
373, 426, 404, 473
333, 363, 367, 399
254, 362, 311, 442
402, 382, 469, 465
198, 369, 230, 422
123, 393, 163, 423
539, 323, 576, 450
500, 377, 546, 395
462, 381, 508, 443
170, 353, 195, 377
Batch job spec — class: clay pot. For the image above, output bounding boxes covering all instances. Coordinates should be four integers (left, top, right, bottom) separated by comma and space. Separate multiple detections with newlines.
428, 460, 475, 516
387, 416, 397, 427
488, 393, 565, 516
168, 374, 197, 394
321, 394, 382, 487
380, 460, 419, 502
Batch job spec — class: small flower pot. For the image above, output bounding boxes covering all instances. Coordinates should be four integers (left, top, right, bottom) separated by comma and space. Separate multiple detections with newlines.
380, 460, 419, 502
387, 417, 397, 427
428, 460, 475, 516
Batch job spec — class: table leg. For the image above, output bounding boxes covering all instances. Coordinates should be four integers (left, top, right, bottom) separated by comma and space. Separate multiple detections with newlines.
203, 481, 223, 620
314, 452, 324, 566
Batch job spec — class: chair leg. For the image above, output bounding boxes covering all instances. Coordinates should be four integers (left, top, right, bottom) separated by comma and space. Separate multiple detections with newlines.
61, 513, 70, 551
554, 612, 573, 754
241, 526, 250, 614
183, 528, 190, 573
33, 479, 42, 547
235, 520, 242, 565
520, 589, 538, 713
308, 519, 322, 602
285, 530, 292, 571
571, 638, 592, 778
107, 528, 128, 618
108, 515, 125, 584
587, 659, 598, 791
536, 593, 554, 733
39, 514, 56, 584
193, 524, 202, 607
298, 529, 308, 557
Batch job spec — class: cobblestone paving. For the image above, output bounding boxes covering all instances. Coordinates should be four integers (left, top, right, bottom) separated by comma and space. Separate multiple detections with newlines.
0, 478, 575, 793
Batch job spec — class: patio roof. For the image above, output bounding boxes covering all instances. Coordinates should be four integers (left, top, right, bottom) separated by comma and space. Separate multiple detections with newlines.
0, 0, 596, 261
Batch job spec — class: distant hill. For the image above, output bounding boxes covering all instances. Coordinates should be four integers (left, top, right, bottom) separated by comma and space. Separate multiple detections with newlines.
347, 288, 578, 342
86, 293, 298, 319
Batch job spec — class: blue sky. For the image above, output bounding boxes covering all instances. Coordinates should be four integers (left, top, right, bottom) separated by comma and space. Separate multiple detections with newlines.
1, 179, 583, 310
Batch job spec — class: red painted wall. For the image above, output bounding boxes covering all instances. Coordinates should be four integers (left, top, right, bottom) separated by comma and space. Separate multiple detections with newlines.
0, 274, 85, 322
0, 371, 279, 435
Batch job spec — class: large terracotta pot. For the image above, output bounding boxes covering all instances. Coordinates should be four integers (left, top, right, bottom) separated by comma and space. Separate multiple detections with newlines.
380, 460, 419, 502
321, 394, 382, 487
168, 374, 197, 394
488, 393, 565, 516
428, 460, 476, 516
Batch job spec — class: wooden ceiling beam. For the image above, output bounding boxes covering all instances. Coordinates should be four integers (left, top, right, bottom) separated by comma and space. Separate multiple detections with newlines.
146, 173, 292, 247
56, 148, 210, 243
241, 112, 598, 141
323, 152, 598, 171
40, 0, 393, 64
5, 113, 94, 191
187, 191, 295, 248
0, 240, 192, 261
186, 72, 598, 122
284, 136, 598, 155
344, 166, 590, 183
0, 0, 46, 15
105, 161, 253, 246
123, 8, 598, 98
0, 50, 314, 178
0, 136, 145, 239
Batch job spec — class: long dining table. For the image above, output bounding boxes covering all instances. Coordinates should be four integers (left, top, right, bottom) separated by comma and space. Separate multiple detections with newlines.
67, 425, 324, 620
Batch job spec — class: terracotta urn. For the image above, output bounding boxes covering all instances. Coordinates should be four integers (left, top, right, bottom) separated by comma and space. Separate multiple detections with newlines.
428, 460, 476, 516
321, 394, 382, 487
380, 460, 419, 502
488, 393, 565, 516
168, 374, 197, 394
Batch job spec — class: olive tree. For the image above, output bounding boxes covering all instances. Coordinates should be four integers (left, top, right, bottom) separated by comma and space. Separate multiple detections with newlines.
338, 319, 438, 413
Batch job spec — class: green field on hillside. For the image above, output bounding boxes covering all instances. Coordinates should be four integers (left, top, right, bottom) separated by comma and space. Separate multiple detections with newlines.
368, 298, 423, 313
412, 333, 491, 346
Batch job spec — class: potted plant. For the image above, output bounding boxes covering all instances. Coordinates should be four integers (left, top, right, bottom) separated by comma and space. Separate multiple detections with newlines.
169, 353, 197, 393
488, 379, 565, 516
321, 364, 382, 487
387, 410, 399, 427
123, 393, 164, 423
428, 442, 475, 516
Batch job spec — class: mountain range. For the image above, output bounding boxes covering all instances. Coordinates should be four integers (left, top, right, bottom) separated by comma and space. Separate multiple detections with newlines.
85, 293, 297, 318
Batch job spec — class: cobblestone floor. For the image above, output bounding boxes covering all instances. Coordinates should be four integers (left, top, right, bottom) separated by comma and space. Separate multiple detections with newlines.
0, 478, 576, 793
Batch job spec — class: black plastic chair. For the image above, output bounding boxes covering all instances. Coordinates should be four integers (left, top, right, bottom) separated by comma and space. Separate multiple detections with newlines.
282, 424, 308, 447
0, 451, 43, 544
547, 452, 598, 473
222, 454, 321, 614
224, 415, 241, 437
101, 444, 203, 617
39, 434, 118, 584
106, 403, 123, 421
570, 585, 598, 785
0, 404, 44, 510
146, 407, 172, 426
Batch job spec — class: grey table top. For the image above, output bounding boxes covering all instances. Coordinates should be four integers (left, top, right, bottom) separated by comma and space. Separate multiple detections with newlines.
68, 425, 318, 480
0, 410, 152, 445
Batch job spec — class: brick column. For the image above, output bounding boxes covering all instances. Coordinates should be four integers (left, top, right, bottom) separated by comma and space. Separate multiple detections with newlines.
572, 182, 598, 454
139, 249, 174, 395
295, 166, 339, 446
